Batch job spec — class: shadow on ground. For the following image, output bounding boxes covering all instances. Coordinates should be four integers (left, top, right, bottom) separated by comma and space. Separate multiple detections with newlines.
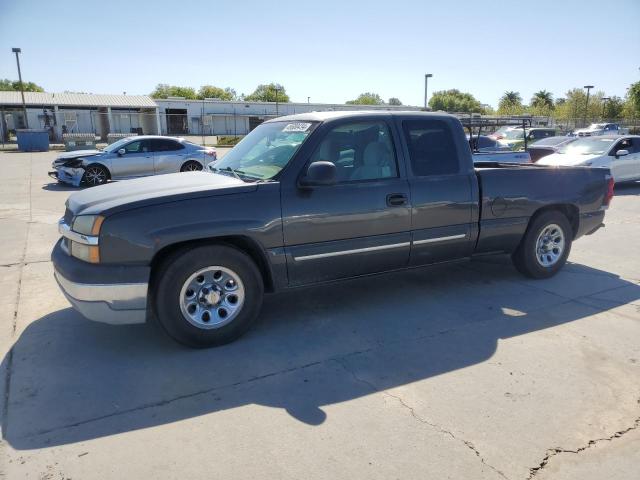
614, 181, 640, 196
3, 258, 639, 450
41, 182, 86, 192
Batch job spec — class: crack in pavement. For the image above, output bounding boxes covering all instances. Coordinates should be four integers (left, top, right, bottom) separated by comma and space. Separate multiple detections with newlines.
334, 358, 511, 480
2, 153, 32, 455
0, 259, 51, 269
527, 415, 640, 479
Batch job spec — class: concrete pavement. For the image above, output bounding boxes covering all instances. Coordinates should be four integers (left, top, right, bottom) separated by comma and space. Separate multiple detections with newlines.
0, 151, 638, 479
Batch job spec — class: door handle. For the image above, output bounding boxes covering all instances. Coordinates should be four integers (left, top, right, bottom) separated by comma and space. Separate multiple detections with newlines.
386, 193, 408, 207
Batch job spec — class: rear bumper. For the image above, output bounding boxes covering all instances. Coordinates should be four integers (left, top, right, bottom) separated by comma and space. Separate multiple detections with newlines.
52, 240, 149, 325
576, 210, 605, 238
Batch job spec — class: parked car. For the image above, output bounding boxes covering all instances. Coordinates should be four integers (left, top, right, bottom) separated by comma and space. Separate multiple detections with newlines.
468, 134, 532, 163
52, 111, 612, 347
571, 123, 628, 137
49, 136, 217, 186
538, 135, 640, 182
498, 128, 556, 150
527, 136, 578, 162
488, 125, 519, 140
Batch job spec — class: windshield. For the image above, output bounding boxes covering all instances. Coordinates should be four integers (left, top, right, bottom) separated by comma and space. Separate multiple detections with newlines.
103, 138, 133, 153
502, 129, 525, 140
586, 123, 606, 131
557, 137, 614, 155
211, 121, 317, 181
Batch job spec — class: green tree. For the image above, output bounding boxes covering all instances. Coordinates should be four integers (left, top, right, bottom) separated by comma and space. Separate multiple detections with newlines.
497, 91, 525, 115
150, 83, 197, 99
428, 89, 483, 113
0, 78, 44, 92
245, 83, 290, 102
197, 85, 236, 100
530, 90, 554, 109
346, 92, 384, 105
625, 81, 640, 119
602, 96, 625, 120
388, 97, 402, 106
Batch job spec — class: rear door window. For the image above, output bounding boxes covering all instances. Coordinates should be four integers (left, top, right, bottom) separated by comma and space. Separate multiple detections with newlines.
152, 139, 184, 152
402, 120, 459, 176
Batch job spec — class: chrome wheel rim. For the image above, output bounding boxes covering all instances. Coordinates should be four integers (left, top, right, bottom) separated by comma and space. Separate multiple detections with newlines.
184, 162, 202, 171
535, 223, 565, 267
179, 266, 245, 329
85, 166, 106, 185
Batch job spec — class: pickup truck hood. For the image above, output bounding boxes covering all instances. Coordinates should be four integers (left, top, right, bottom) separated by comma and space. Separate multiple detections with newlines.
67, 172, 254, 216
537, 153, 600, 166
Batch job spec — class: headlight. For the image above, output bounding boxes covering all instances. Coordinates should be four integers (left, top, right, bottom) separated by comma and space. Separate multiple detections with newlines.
72, 215, 104, 236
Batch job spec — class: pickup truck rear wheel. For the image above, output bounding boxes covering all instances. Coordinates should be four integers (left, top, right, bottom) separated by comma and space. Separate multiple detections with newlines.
512, 211, 572, 279
154, 245, 264, 347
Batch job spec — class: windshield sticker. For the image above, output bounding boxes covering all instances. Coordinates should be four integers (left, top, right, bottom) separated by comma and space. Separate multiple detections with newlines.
282, 122, 312, 133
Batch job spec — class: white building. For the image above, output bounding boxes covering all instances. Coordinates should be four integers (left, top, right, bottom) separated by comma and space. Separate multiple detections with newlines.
155, 98, 422, 136
0, 91, 160, 141
0, 91, 422, 141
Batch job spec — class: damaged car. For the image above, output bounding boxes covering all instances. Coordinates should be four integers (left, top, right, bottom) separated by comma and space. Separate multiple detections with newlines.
49, 136, 217, 186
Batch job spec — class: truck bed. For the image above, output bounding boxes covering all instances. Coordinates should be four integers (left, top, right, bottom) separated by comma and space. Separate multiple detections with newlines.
472, 164, 610, 254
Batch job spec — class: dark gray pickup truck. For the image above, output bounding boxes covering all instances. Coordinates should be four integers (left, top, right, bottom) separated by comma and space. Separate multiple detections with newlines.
52, 111, 613, 347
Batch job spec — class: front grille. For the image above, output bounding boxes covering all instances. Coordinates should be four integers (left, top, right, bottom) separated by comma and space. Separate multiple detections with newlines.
63, 208, 73, 226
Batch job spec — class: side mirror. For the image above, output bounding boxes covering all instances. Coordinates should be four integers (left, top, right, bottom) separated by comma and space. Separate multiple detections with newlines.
615, 149, 629, 158
300, 161, 337, 186
117, 148, 126, 156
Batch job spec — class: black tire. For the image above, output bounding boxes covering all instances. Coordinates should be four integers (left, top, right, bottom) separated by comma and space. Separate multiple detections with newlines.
180, 160, 203, 172
512, 210, 573, 279
82, 164, 109, 186
154, 244, 264, 348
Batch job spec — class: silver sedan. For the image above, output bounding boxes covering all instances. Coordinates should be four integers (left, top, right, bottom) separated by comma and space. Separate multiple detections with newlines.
50, 136, 217, 186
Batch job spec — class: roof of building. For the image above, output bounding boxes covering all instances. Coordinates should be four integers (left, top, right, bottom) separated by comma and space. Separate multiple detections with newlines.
0, 91, 157, 108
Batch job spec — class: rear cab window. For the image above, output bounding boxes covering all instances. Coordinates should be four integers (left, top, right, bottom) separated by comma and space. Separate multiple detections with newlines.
401, 119, 460, 176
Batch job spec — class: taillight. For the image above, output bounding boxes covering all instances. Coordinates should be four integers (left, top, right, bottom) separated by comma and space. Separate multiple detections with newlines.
603, 176, 614, 208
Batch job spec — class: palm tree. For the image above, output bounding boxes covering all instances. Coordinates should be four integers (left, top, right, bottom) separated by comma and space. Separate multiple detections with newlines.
531, 90, 554, 109
502, 91, 522, 105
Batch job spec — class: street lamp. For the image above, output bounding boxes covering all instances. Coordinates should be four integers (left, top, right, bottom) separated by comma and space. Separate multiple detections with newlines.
12, 47, 29, 129
583, 85, 594, 127
601, 96, 610, 120
274, 86, 281, 116
424, 74, 433, 110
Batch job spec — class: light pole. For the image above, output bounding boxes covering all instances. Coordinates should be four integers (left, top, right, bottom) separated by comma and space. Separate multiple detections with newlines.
424, 74, 433, 110
601, 96, 610, 120
274, 87, 281, 116
12, 47, 29, 129
583, 85, 594, 127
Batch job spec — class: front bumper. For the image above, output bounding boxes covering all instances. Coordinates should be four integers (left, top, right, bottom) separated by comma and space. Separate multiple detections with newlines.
52, 240, 149, 325
50, 167, 85, 187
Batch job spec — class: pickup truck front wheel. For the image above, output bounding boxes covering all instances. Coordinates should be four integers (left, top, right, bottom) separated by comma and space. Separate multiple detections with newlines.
512, 211, 572, 279
154, 245, 264, 347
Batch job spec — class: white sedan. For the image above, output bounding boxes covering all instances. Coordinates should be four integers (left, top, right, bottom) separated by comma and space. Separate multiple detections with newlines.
537, 135, 640, 183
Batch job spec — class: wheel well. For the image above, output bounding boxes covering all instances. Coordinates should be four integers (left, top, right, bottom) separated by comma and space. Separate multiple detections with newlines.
181, 159, 203, 169
85, 163, 111, 180
149, 236, 275, 293
530, 204, 579, 238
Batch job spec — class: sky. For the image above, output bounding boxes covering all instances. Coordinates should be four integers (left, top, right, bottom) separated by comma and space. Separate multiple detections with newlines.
1, 0, 639, 108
